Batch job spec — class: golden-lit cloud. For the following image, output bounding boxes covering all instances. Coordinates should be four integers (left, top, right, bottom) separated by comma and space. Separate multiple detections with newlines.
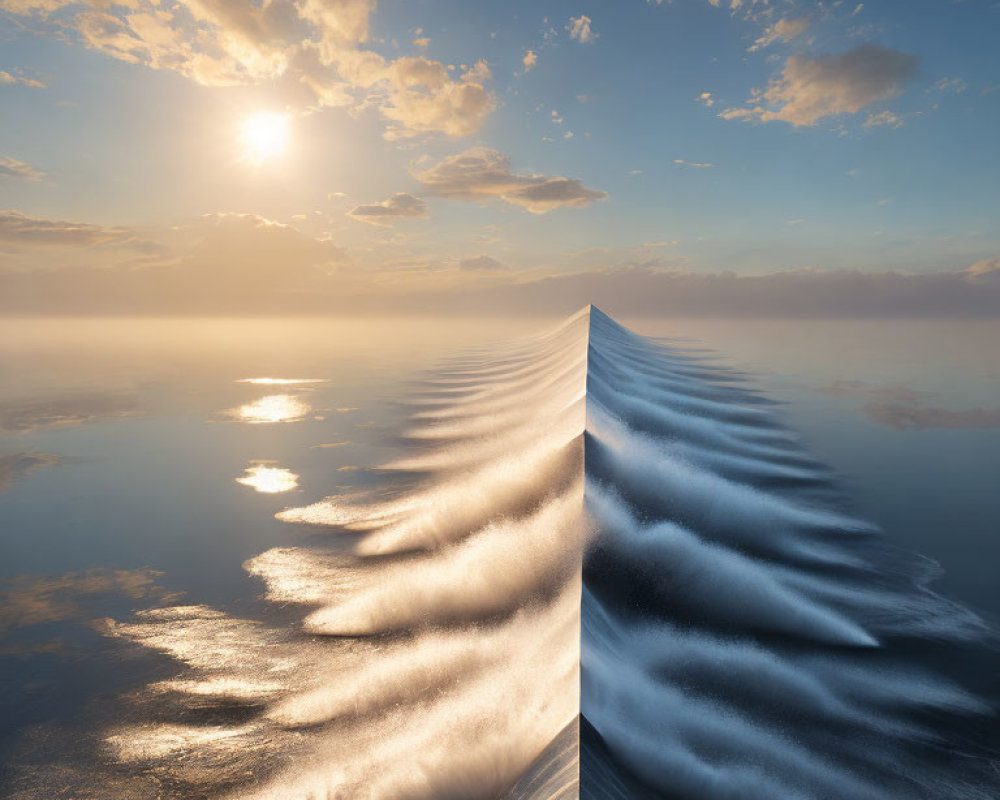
748, 17, 810, 52
411, 147, 606, 214
0, 209, 345, 312
347, 192, 428, 225
379, 58, 495, 139
177, 212, 343, 280
964, 259, 1000, 282
0, 156, 44, 181
522, 49, 538, 71
721, 44, 918, 127
297, 49, 495, 138
0, 70, 46, 88
0, 0, 493, 139
0, 209, 154, 249
566, 15, 595, 44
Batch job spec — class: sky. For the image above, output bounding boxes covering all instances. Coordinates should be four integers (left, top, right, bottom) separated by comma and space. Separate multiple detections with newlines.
1, 0, 999, 315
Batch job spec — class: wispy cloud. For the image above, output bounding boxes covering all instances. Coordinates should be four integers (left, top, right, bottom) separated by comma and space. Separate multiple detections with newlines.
411, 147, 606, 214
459, 255, 507, 271
0, 209, 153, 249
0, 70, 46, 88
673, 159, 714, 169
863, 110, 904, 129
748, 17, 810, 52
347, 193, 428, 225
0, 392, 141, 433
935, 76, 967, 94
0, 452, 60, 493
0, 156, 44, 181
819, 381, 1000, 431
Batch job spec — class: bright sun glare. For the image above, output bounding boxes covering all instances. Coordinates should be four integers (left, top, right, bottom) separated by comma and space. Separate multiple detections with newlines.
240, 111, 290, 165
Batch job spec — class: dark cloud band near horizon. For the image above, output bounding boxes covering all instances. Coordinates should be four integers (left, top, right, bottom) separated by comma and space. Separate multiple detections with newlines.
2, 261, 998, 317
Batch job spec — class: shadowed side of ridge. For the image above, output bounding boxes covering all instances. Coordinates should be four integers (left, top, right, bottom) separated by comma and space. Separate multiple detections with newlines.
580, 306, 997, 800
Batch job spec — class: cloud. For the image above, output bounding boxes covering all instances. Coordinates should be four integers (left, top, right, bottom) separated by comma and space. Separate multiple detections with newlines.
0, 156, 44, 181
0, 392, 141, 433
673, 159, 714, 168
863, 110, 903, 128
748, 17, 809, 52
0, 70, 46, 88
935, 76, 967, 94
863, 404, 1000, 431
696, 92, 715, 107
176, 212, 343, 281
455, 265, 1000, 318
0, 210, 345, 313
566, 15, 595, 43
721, 44, 918, 127
1, 0, 494, 139
0, 209, 154, 249
459, 255, 507, 271
6, 251, 1000, 317
411, 147, 606, 214
964, 259, 1000, 281
347, 193, 428, 225
818, 381, 1000, 431
522, 49, 538, 71
0, 568, 179, 633
0, 452, 60, 493
649, 0, 771, 20
378, 58, 494, 139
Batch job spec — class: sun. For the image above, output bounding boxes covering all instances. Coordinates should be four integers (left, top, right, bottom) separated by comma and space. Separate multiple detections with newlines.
240, 111, 290, 165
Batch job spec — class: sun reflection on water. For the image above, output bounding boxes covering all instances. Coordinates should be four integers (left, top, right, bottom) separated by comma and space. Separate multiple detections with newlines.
236, 464, 300, 494
232, 395, 310, 424
237, 378, 327, 385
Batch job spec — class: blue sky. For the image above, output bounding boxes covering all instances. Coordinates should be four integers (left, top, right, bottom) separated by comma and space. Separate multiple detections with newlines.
1, 0, 998, 312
